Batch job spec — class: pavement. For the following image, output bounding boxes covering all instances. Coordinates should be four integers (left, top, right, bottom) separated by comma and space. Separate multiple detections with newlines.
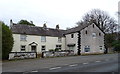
2, 53, 119, 73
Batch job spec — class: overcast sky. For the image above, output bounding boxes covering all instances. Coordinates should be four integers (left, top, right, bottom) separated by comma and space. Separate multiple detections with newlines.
0, 0, 119, 29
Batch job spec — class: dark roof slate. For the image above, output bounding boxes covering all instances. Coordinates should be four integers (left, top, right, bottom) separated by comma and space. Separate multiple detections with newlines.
11, 24, 66, 37
65, 23, 90, 34
11, 23, 105, 37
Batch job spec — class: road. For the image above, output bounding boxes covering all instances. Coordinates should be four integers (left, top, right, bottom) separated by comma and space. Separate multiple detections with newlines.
2, 53, 119, 73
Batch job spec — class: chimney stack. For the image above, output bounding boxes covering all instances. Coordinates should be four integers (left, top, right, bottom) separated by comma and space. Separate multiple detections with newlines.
10, 19, 13, 28
30, 21, 33, 24
43, 23, 47, 28
56, 24, 59, 29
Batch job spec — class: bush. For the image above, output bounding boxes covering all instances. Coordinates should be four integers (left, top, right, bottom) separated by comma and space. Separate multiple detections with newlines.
2, 22, 14, 60
55, 48, 60, 51
112, 40, 120, 52
114, 44, 120, 52
49, 49, 54, 52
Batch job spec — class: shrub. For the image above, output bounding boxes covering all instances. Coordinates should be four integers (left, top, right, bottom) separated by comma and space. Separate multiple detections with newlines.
2, 22, 14, 60
55, 48, 60, 51
49, 49, 54, 52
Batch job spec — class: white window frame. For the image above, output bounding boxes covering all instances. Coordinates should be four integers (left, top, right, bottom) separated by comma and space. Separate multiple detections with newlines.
69, 46, 74, 50
41, 36, 46, 42
41, 45, 46, 51
21, 45, 26, 51
20, 35, 27, 41
84, 46, 90, 52
71, 34, 74, 38
99, 46, 102, 50
58, 37, 62, 43
92, 33, 96, 38
56, 45, 62, 50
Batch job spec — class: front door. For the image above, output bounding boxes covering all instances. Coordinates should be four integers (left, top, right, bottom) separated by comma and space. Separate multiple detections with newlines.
31, 46, 36, 52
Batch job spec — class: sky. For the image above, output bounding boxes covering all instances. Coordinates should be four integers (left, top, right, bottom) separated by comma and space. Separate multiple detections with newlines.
0, 0, 119, 30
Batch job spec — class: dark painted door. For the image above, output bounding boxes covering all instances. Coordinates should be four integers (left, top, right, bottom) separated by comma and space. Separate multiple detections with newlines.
31, 46, 36, 52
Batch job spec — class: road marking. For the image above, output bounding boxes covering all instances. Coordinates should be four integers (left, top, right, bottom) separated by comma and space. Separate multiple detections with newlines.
49, 67, 61, 70
83, 63, 88, 64
31, 70, 38, 72
69, 64, 78, 67
95, 61, 101, 62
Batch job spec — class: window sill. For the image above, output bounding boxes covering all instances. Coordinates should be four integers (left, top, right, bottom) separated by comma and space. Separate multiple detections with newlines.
20, 40, 27, 41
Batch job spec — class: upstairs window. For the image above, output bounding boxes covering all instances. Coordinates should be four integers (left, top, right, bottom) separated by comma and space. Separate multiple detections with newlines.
99, 33, 101, 36
58, 37, 62, 43
41, 36, 46, 42
71, 34, 74, 38
21, 45, 26, 51
92, 33, 96, 38
93, 24, 94, 28
85, 30, 87, 34
20, 35, 27, 41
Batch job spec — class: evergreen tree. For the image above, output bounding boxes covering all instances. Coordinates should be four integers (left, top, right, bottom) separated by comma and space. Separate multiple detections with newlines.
2, 22, 14, 60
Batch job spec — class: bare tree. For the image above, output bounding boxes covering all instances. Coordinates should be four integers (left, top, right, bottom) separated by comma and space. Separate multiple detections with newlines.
77, 9, 117, 33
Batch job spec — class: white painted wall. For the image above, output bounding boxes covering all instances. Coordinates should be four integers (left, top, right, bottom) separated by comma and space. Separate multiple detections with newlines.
12, 34, 65, 54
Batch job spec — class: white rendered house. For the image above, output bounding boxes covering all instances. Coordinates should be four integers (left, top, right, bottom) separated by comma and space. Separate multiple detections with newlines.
10, 20, 105, 56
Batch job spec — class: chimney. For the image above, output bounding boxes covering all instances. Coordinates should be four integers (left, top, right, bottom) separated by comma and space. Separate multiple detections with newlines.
30, 21, 33, 24
56, 24, 59, 29
10, 19, 13, 29
43, 23, 47, 28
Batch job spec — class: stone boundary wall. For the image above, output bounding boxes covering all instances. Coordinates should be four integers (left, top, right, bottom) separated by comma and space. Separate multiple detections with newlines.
43, 50, 74, 58
9, 52, 37, 60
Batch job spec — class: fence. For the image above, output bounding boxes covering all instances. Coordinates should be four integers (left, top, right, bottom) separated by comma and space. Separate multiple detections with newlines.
9, 52, 37, 60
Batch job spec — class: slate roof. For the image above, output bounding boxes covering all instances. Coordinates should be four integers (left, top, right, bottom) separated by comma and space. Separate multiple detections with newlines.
65, 23, 105, 34
65, 23, 90, 34
11, 24, 66, 37
11, 23, 104, 37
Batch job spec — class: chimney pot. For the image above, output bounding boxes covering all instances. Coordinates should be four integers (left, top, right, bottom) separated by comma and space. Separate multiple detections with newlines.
56, 24, 59, 29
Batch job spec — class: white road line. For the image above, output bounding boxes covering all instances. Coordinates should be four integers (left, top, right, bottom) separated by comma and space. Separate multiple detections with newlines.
95, 61, 101, 62
83, 63, 88, 64
49, 67, 61, 70
69, 64, 78, 67
31, 70, 38, 72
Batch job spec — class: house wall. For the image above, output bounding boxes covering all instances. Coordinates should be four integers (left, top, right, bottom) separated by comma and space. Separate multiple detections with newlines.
65, 33, 78, 54
12, 34, 65, 54
80, 24, 105, 54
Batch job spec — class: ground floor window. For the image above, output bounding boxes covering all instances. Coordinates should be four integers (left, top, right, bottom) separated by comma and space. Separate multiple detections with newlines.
21, 45, 26, 51
56, 45, 62, 50
69, 46, 74, 50
84, 46, 90, 52
99, 46, 102, 50
41, 45, 46, 51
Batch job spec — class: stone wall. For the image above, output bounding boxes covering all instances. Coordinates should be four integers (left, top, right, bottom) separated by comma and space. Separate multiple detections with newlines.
9, 52, 37, 60
43, 50, 74, 58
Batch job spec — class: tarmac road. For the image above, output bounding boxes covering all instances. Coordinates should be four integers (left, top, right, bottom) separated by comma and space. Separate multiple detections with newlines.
2, 53, 119, 73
